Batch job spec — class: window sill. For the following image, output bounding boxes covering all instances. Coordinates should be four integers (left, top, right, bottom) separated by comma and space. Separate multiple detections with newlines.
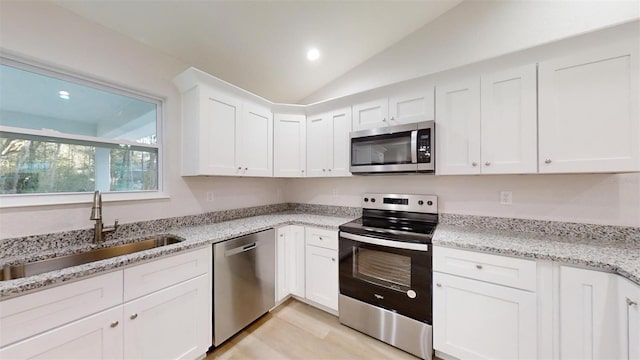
0, 191, 170, 208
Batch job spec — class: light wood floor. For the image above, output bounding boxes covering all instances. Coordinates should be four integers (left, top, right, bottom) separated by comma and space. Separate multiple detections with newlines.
206, 298, 420, 360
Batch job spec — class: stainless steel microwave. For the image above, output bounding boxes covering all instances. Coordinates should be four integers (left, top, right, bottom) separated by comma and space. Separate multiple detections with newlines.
350, 121, 435, 174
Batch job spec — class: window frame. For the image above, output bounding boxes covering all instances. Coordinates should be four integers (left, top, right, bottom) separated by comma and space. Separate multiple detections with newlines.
0, 55, 167, 208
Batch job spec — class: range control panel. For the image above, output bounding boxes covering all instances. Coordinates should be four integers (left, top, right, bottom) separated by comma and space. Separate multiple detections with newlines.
362, 193, 438, 214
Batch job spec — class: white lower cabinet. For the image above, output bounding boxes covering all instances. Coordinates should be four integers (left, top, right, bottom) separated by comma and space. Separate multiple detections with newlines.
124, 275, 210, 360
305, 244, 338, 311
559, 266, 623, 359
433, 272, 537, 360
0, 306, 123, 360
434, 246, 640, 360
620, 277, 640, 359
0, 247, 211, 360
276, 225, 306, 302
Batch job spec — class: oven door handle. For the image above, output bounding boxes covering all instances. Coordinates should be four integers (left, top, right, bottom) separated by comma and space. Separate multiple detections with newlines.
340, 232, 430, 252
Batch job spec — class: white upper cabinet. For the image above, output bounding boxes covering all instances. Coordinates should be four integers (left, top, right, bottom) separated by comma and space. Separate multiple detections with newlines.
352, 98, 388, 131
306, 112, 328, 177
241, 103, 273, 176
274, 113, 306, 177
437, 65, 538, 176
181, 87, 242, 176
328, 108, 352, 177
539, 41, 639, 173
307, 108, 352, 177
388, 89, 434, 125
352, 88, 435, 131
436, 77, 481, 175
481, 64, 538, 174
174, 68, 273, 177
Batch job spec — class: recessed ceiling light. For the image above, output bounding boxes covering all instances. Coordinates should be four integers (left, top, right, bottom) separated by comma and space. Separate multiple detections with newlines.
307, 48, 320, 61
58, 90, 70, 100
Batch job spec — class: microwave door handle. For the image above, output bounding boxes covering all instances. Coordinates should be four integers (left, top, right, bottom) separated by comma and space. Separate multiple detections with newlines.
411, 130, 418, 164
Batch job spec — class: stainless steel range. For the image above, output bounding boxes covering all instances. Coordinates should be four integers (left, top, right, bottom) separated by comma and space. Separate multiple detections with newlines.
338, 193, 437, 360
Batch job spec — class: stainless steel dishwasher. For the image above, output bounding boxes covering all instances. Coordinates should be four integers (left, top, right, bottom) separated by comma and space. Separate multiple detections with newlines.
212, 228, 275, 346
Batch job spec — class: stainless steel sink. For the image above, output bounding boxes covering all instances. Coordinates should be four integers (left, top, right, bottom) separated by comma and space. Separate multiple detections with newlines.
0, 236, 183, 281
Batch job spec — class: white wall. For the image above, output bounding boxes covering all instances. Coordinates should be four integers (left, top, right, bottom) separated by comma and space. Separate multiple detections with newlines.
303, 0, 640, 103
285, 174, 640, 227
0, 2, 286, 239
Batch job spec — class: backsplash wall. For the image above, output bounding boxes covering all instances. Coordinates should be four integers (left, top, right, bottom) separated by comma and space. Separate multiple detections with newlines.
284, 173, 640, 227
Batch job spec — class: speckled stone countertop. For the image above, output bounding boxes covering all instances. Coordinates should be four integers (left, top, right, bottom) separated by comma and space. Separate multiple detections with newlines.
433, 224, 640, 286
0, 212, 354, 300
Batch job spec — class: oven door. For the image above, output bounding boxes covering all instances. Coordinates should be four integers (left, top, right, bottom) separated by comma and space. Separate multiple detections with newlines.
339, 232, 432, 324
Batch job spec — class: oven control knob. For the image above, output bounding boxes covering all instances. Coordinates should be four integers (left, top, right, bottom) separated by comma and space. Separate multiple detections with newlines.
418, 200, 424, 206
407, 290, 417, 299
363, 197, 369, 202
427, 201, 433, 206
371, 198, 376, 203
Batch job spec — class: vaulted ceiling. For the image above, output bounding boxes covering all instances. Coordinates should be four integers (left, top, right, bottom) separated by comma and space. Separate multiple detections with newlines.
54, 1, 463, 103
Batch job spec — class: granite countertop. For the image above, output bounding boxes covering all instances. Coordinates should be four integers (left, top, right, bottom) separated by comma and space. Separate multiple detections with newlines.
433, 224, 640, 285
0, 212, 354, 300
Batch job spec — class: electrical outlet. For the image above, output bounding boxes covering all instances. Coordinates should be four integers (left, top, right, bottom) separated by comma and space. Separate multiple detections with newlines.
500, 191, 512, 205
206, 191, 215, 202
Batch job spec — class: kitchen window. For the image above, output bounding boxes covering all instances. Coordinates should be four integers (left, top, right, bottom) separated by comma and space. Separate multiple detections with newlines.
0, 56, 164, 207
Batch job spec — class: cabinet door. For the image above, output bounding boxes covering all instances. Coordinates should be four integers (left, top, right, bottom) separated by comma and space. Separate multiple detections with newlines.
352, 98, 389, 131
241, 103, 273, 177
202, 89, 243, 176
619, 277, 640, 360
481, 64, 538, 174
0, 270, 122, 348
306, 113, 329, 177
539, 42, 639, 173
559, 266, 623, 359
328, 108, 352, 177
0, 306, 123, 360
124, 275, 211, 360
436, 78, 481, 175
433, 272, 537, 360
274, 114, 306, 177
287, 225, 306, 298
305, 245, 338, 311
276, 226, 290, 302
388, 88, 434, 125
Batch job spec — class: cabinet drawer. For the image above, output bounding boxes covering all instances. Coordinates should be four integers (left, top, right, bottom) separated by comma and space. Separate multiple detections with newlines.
433, 246, 536, 291
0, 270, 123, 347
305, 227, 338, 250
124, 247, 210, 302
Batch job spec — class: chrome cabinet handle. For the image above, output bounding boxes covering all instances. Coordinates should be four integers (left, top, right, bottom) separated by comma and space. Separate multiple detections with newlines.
237, 166, 242, 170
322, 169, 326, 172
130, 313, 138, 320
628, 298, 638, 306
318, 237, 323, 240
382, 117, 386, 122
472, 162, 478, 167
390, 116, 395, 121
436, 283, 442, 287
301, 169, 305, 173
545, 159, 552, 164
110, 321, 119, 328
476, 264, 483, 270
328, 169, 332, 172
331, 258, 335, 262
484, 162, 491, 166
245, 167, 248, 171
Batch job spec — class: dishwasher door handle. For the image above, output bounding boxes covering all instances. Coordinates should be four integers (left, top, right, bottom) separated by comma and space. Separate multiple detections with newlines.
224, 242, 257, 257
